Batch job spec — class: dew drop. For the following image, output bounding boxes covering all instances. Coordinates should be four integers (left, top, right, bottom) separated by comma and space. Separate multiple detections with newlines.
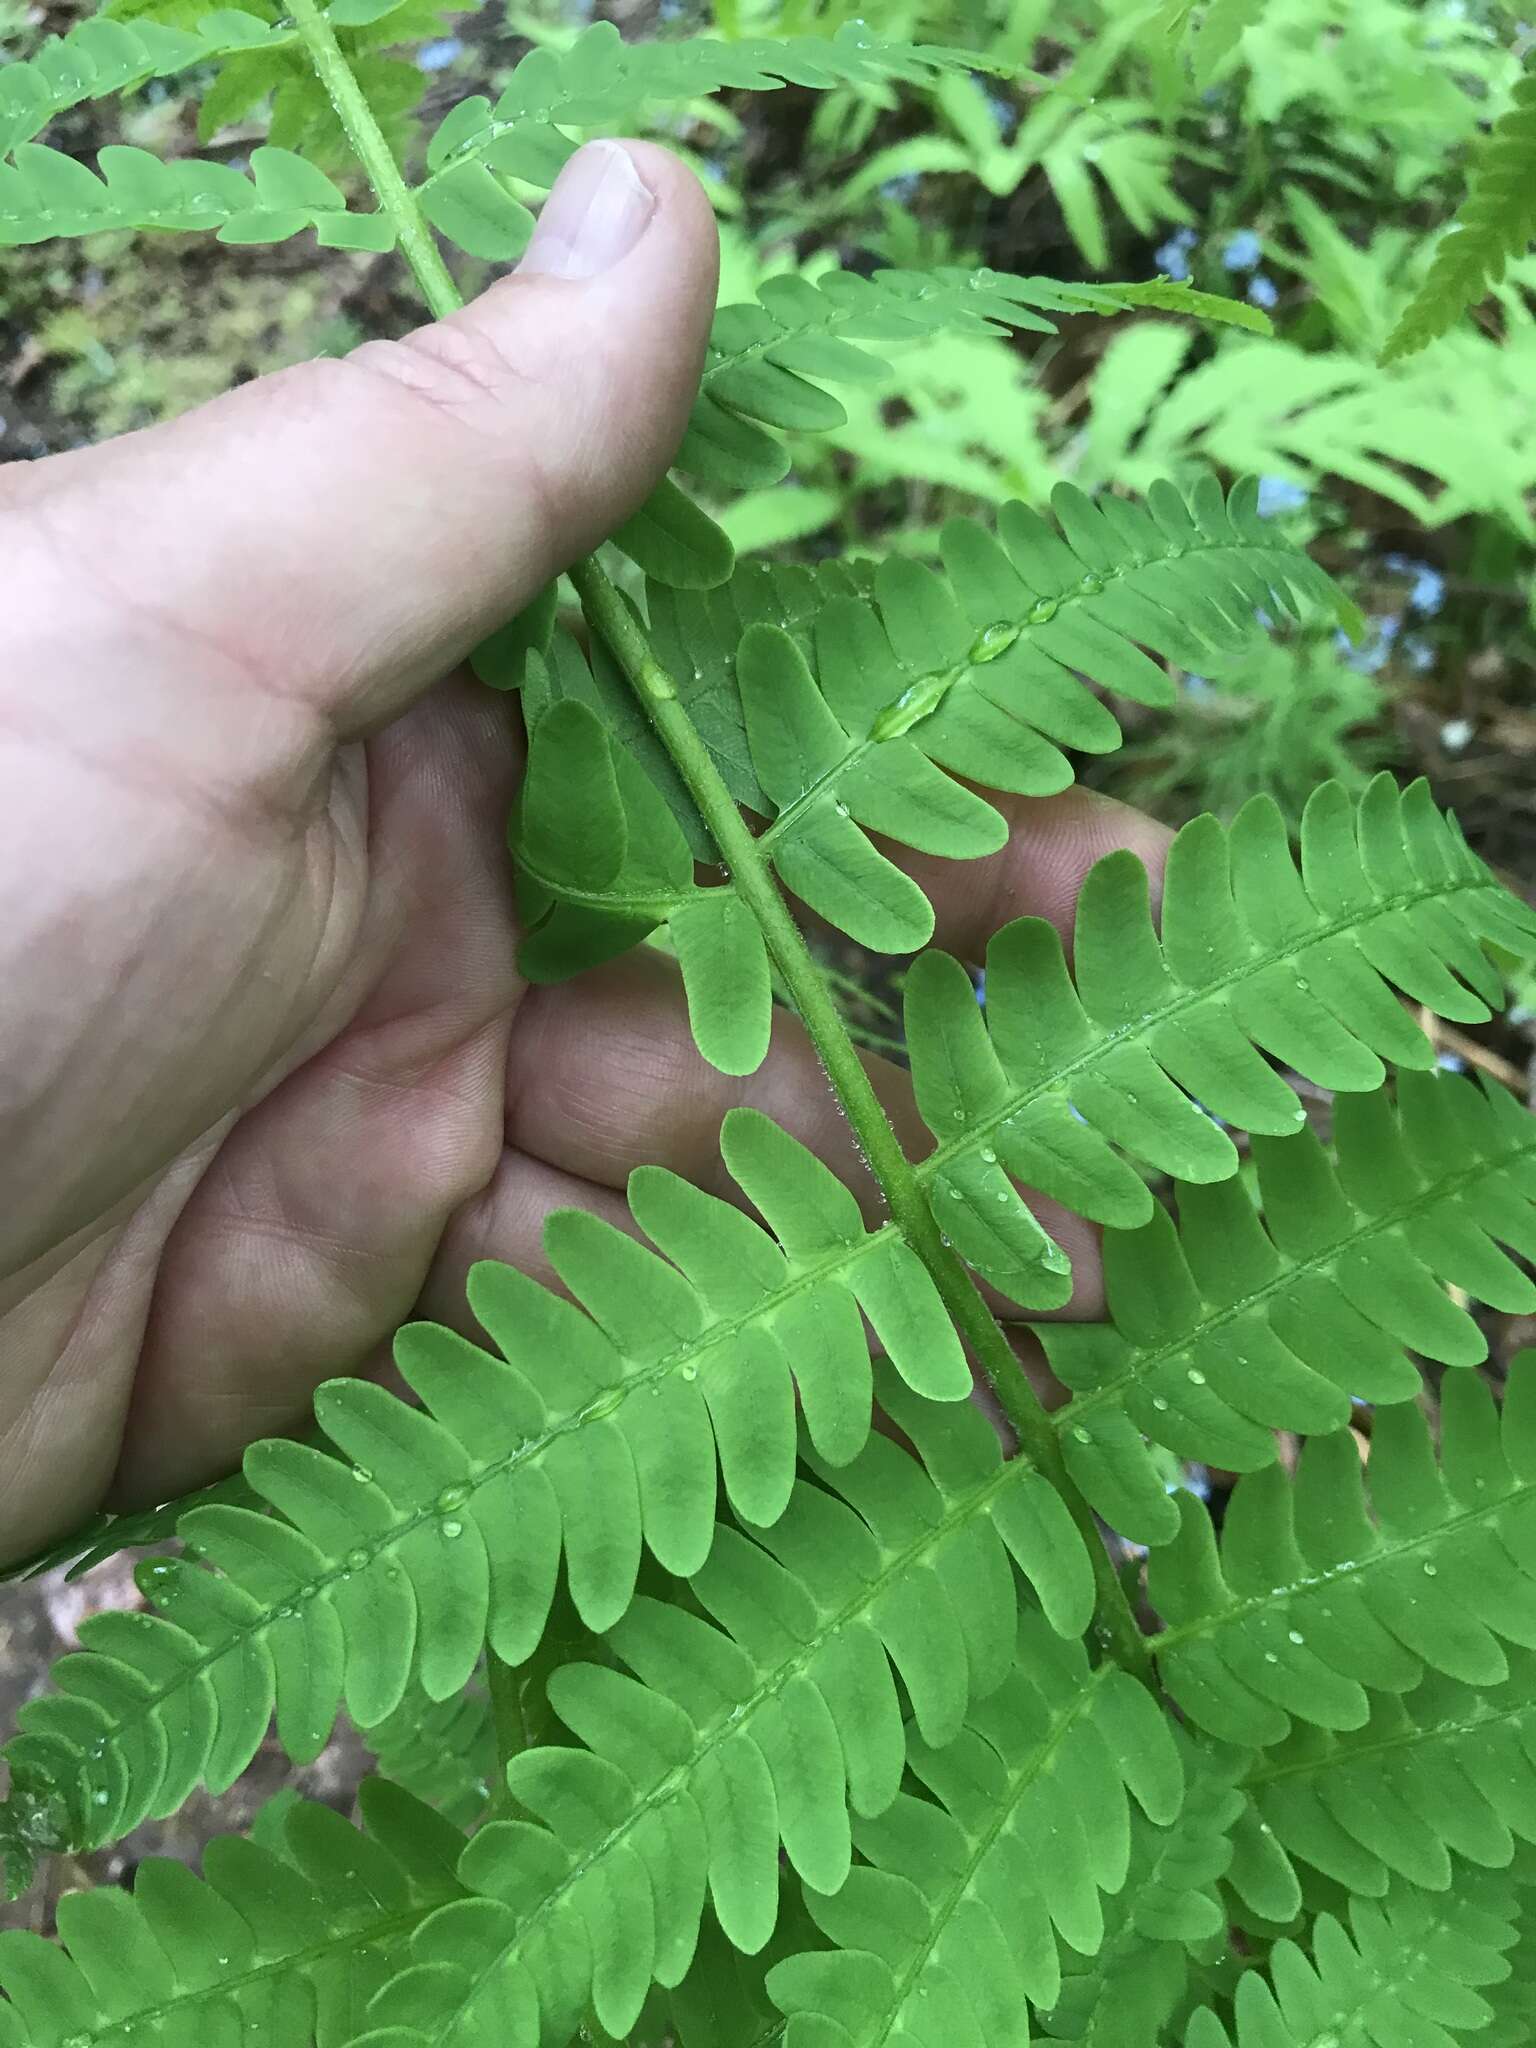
970, 621, 1020, 663
1264, 1652, 1278, 1664
995, 1190, 1010, 1203
980, 1147, 997, 1164
1027, 597, 1059, 625
437, 1484, 468, 1513
347, 1549, 370, 1573
1072, 1426, 1092, 1443
441, 1519, 464, 1540
93, 1790, 110, 1807
681, 1363, 699, 1382
948, 1186, 963, 1198
1288, 1629, 1305, 1646
833, 799, 850, 818
952, 1108, 966, 1121
1422, 1562, 1438, 1577
351, 1466, 373, 1484
1187, 1369, 1207, 1386
1151, 1396, 1169, 1412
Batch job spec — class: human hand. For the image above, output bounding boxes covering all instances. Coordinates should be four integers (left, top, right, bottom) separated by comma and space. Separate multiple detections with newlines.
0, 140, 1166, 1565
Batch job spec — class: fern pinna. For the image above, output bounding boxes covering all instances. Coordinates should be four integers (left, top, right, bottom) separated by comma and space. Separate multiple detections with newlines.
4, 11, 1536, 2048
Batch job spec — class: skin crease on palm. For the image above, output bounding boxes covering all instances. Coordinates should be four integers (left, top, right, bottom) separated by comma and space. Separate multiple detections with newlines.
0, 138, 1170, 1566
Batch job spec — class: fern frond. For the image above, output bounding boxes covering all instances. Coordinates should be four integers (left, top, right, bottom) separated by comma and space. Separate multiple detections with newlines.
1185, 1874, 1519, 2048
1113, 632, 1390, 831
416, 19, 1000, 205
1186, 0, 1271, 86
1040, 1069, 1536, 1541
1250, 1648, 1536, 1900
338, 1382, 1094, 2045
0, 1472, 261, 1586
0, 10, 279, 154
1046, 1745, 1297, 2045
763, 1616, 1181, 2044
1087, 314, 1536, 539
1484, 1847, 1536, 2047
1383, 57, 1536, 364
904, 776, 1536, 1310
0, 1781, 465, 2039
515, 478, 1350, 1056
0, 140, 394, 250
679, 269, 1270, 493
362, 1680, 497, 1829
1148, 1356, 1536, 1749
0, 1115, 1028, 1884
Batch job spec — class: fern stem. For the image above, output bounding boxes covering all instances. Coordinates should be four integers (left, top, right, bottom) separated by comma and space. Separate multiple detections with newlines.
291, 8, 1147, 1681
568, 554, 1152, 1684
286, 0, 462, 320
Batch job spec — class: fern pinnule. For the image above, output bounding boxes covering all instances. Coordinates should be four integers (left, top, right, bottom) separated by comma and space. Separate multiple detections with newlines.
679, 268, 1271, 493
1184, 1874, 1519, 2048
1045, 1750, 1298, 2045
906, 777, 1536, 1310
0, 1110, 986, 1885
515, 476, 1354, 1072
1149, 1357, 1536, 1747
1250, 1650, 1536, 1901
332, 1382, 1095, 2046
1383, 56, 1536, 364
416, 19, 1008, 206
0, 10, 292, 156
765, 1617, 1181, 2045
1042, 1070, 1536, 1539
0, 1782, 465, 2043
0, 139, 394, 250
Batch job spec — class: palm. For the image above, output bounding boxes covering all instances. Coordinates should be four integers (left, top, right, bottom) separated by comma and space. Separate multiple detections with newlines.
0, 148, 1166, 1565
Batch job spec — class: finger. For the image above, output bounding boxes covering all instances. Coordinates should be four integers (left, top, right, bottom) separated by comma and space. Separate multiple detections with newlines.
898, 786, 1173, 963
501, 948, 1105, 1314
17, 141, 718, 740
418, 1151, 634, 1333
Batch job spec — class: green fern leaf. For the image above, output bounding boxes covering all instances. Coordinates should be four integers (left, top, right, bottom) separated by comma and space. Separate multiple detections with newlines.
679, 269, 1269, 493
514, 477, 1349, 1044
0, 140, 394, 249
0, 1114, 992, 1880
0, 1782, 465, 2038
343, 1381, 1094, 2044
1249, 1647, 1536, 1901
416, 19, 1003, 201
596, 267, 1262, 598
0, 10, 283, 155
905, 777, 1536, 1311
1149, 1356, 1536, 1750
0, 1471, 262, 1586
1185, 1873, 1519, 2047
1042, 1742, 1292, 2045
361, 1681, 498, 1829
764, 1616, 1181, 2044
1040, 1069, 1536, 1541
1188, 0, 1270, 87
1383, 58, 1536, 364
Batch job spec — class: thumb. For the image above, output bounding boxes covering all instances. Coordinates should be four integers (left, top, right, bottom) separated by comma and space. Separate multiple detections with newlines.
22, 140, 719, 737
